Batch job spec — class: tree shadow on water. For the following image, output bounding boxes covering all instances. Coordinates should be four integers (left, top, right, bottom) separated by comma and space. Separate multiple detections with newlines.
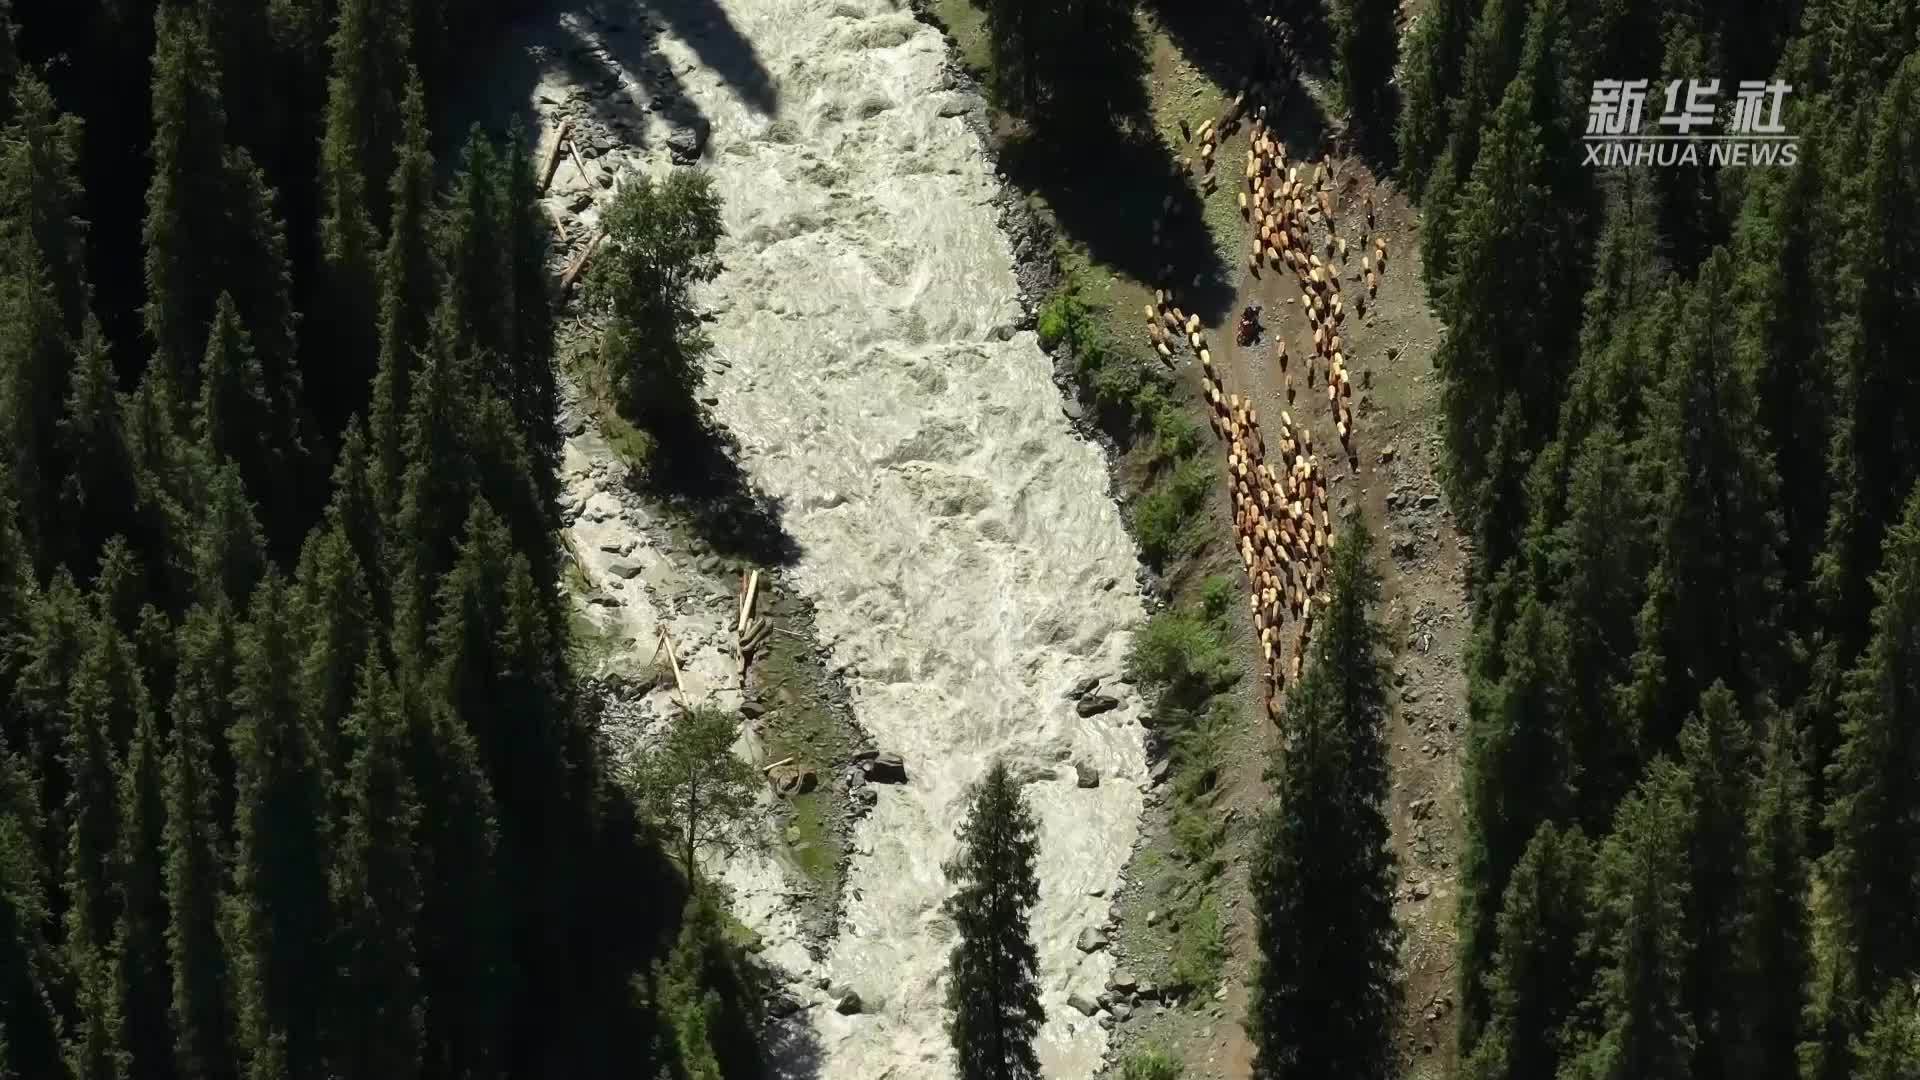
632, 408, 801, 568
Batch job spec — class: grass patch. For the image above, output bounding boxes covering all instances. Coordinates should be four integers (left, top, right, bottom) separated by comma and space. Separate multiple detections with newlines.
1121, 1045, 1186, 1080
1125, 597, 1241, 992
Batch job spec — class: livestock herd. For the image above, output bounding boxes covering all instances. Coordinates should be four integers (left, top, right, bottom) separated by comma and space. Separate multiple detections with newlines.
1140, 16, 1395, 724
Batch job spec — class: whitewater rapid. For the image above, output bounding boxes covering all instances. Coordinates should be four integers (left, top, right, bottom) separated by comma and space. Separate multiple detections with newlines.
526, 0, 1152, 1074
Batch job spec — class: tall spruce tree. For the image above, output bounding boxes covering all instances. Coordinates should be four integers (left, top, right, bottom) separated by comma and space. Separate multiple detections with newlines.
368, 73, 439, 525
1397, 0, 1474, 195
1248, 523, 1399, 1080
1558, 758, 1696, 1080
943, 759, 1045, 1080
163, 607, 237, 1080
1802, 484, 1920, 1080
225, 576, 331, 1080
1734, 711, 1811, 1080
327, 654, 422, 1080
116, 706, 174, 1080
1463, 823, 1592, 1080
1332, 0, 1398, 143
0, 739, 62, 1080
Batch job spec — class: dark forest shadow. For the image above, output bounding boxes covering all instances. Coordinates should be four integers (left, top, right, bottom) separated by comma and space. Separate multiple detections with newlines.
463, 0, 779, 178
987, 4, 1235, 323
631, 408, 802, 568
643, 0, 779, 117
1003, 127, 1236, 324
762, 1009, 826, 1080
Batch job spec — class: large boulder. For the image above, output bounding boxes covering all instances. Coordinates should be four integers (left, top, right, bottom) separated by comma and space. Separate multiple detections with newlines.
834, 990, 863, 1015
1075, 694, 1120, 718
1074, 761, 1101, 789
861, 752, 908, 784
1067, 992, 1100, 1017
1075, 926, 1109, 953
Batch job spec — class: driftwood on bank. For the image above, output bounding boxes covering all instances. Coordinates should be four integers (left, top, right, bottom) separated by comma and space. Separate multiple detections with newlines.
539, 119, 574, 193
566, 138, 592, 189
558, 230, 607, 295
653, 626, 690, 712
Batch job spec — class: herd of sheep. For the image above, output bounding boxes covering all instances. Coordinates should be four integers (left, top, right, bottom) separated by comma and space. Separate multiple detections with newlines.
1139, 15, 1395, 724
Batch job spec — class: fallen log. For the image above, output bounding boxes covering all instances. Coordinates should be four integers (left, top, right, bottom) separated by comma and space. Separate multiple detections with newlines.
558, 230, 607, 295
566, 138, 592, 188
738, 569, 761, 635
539, 119, 574, 193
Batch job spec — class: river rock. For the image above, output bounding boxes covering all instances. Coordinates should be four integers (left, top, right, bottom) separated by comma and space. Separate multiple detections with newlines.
834, 991, 863, 1015
1076, 926, 1108, 953
1075, 693, 1120, 718
1074, 761, 1101, 789
1068, 992, 1100, 1017
667, 122, 710, 164
1107, 970, 1138, 993
1066, 675, 1101, 699
861, 752, 908, 784
606, 560, 644, 580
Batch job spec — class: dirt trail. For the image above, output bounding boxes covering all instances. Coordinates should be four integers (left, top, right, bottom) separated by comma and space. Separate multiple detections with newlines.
1119, 82, 1470, 1080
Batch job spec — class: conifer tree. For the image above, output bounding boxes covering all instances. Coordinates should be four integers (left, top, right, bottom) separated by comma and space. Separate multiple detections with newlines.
1854, 987, 1920, 1080
0, 203, 77, 575
327, 655, 422, 1080
438, 130, 508, 369
1558, 758, 1696, 1080
324, 419, 384, 615
116, 708, 175, 1080
190, 458, 265, 612
1332, 0, 1398, 143
195, 294, 277, 496
0, 740, 63, 1080
1809, 54, 1920, 737
369, 73, 439, 524
1802, 484, 1920, 1080
65, 618, 139, 1080
1463, 823, 1592, 1080
317, 0, 385, 411
1734, 712, 1810, 1080
11, 572, 88, 879
405, 694, 505, 1080
1248, 524, 1398, 1080
225, 576, 331, 1080
651, 887, 765, 1080
1674, 683, 1753, 1080
943, 759, 1044, 1080
1622, 248, 1783, 744
1417, 0, 1530, 289
57, 318, 136, 578
1397, 0, 1474, 195
501, 116, 558, 500
1457, 595, 1575, 1041
292, 523, 371, 825
163, 608, 237, 1080
143, 4, 234, 385
1433, 0, 1585, 570
0, 71, 91, 337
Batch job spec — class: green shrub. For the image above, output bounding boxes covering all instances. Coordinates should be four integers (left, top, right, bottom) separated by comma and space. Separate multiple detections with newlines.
1133, 456, 1214, 566
1171, 892, 1225, 991
1037, 287, 1091, 351
1200, 575, 1235, 621
1121, 1045, 1185, 1080
1127, 609, 1239, 702
1150, 398, 1203, 461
